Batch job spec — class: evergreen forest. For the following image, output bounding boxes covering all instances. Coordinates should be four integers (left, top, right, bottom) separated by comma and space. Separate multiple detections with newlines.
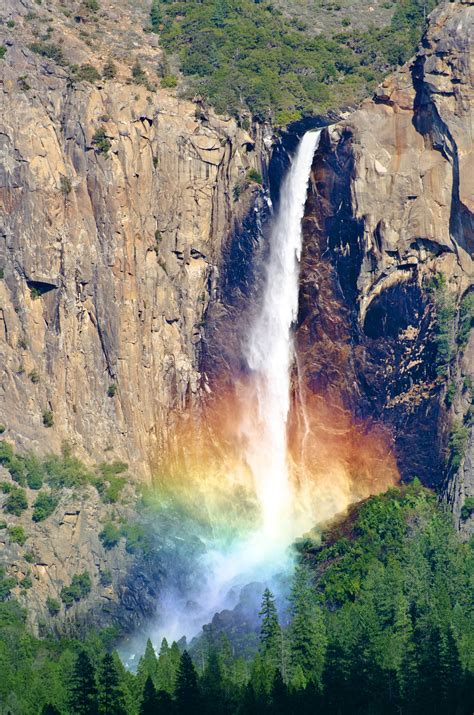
2, 484, 473, 714
150, 0, 438, 123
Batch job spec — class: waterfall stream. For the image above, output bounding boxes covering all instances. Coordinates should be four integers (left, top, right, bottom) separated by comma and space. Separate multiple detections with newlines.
243, 130, 321, 542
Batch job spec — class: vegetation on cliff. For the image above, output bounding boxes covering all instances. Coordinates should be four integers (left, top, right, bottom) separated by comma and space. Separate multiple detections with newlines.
0, 441, 127, 510
0, 483, 472, 713
150, 0, 437, 123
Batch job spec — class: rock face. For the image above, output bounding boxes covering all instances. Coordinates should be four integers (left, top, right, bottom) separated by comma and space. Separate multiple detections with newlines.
0, 466, 142, 634
0, 0, 264, 478
296, 0, 473, 532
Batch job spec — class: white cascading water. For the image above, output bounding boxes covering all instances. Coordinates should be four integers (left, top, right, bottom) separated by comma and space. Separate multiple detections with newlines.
243, 129, 321, 543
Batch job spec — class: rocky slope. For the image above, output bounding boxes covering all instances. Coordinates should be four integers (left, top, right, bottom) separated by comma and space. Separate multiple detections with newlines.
295, 0, 473, 532
0, 0, 266, 478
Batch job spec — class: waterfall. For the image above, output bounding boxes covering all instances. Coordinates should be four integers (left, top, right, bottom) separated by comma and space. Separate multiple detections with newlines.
121, 132, 322, 661
243, 130, 321, 541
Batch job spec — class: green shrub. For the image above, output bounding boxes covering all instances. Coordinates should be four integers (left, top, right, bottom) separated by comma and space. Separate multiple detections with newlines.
131, 61, 146, 83
42, 410, 54, 428
71, 63, 101, 82
429, 274, 456, 377
102, 60, 117, 79
59, 176, 72, 195
448, 422, 469, 471
82, 0, 99, 11
246, 168, 263, 185
445, 382, 456, 408
46, 596, 61, 615
8, 457, 27, 485
99, 521, 121, 549
1, 443, 130, 504
0, 442, 27, 485
460, 496, 474, 521
131, 61, 153, 89
150, 0, 162, 31
107, 383, 117, 398
24, 456, 45, 490
0, 569, 17, 601
120, 522, 152, 555
23, 552, 36, 564
233, 180, 247, 202
32, 493, 58, 522
29, 369, 40, 384
100, 569, 112, 586
20, 575, 32, 590
20, 578, 32, 591
6, 20, 15, 28
92, 128, 111, 155
0, 46, 7, 60
60, 572, 92, 605
29, 42, 64, 64
4, 488, 28, 516
17, 75, 30, 91
95, 461, 127, 503
160, 75, 178, 88
43, 450, 94, 488
8, 526, 27, 546
457, 291, 473, 349
1, 444, 13, 467
0, 425, 5, 435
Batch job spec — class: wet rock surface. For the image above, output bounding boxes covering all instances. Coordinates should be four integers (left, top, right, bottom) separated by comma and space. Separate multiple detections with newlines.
297, 0, 473, 532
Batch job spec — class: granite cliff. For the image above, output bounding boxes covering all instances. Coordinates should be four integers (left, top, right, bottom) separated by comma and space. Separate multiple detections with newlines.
0, 0, 266, 478
295, 0, 473, 532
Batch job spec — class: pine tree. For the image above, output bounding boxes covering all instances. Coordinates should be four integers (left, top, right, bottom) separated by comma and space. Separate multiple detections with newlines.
289, 664, 306, 692
321, 639, 352, 713
156, 688, 174, 709
271, 669, 290, 715
157, 638, 180, 694
150, 0, 162, 31
201, 645, 224, 712
241, 682, 259, 715
137, 638, 159, 694
288, 567, 327, 687
97, 652, 127, 715
438, 626, 463, 713
249, 652, 273, 703
68, 650, 99, 715
174, 650, 200, 715
258, 588, 281, 671
112, 652, 136, 715
41, 706, 61, 715
139, 675, 159, 715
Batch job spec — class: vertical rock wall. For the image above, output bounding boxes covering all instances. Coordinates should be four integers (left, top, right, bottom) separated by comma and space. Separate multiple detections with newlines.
0, 34, 263, 478
296, 0, 473, 530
